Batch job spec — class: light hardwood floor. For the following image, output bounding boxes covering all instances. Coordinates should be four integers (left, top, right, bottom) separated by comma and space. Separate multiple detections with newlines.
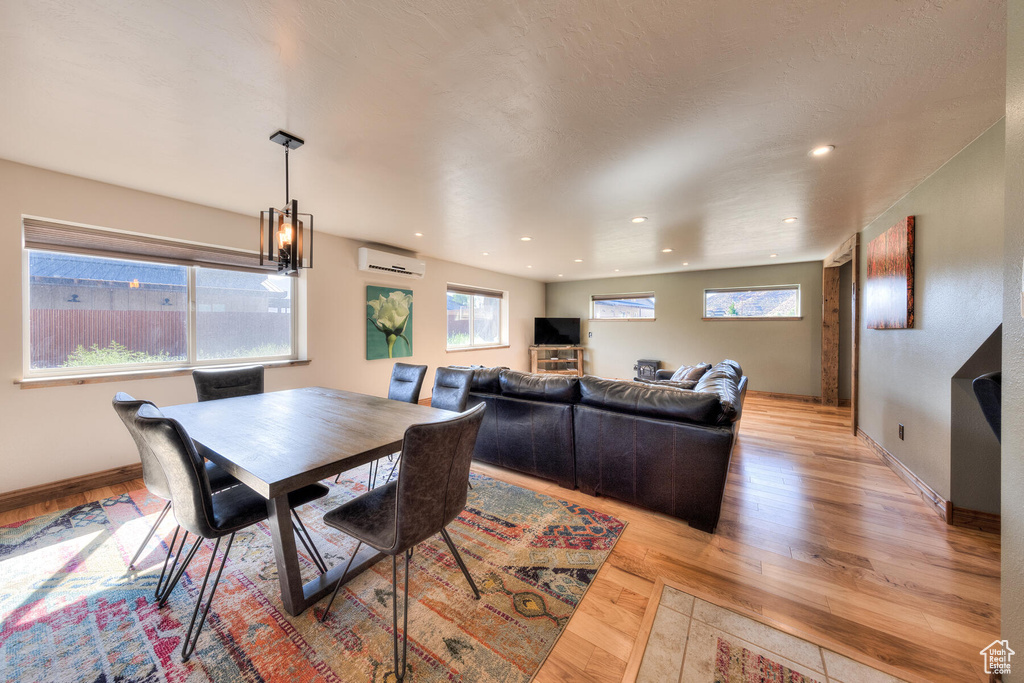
0, 395, 999, 682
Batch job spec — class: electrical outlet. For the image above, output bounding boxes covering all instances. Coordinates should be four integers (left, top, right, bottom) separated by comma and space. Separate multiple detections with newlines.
898, 424, 904, 440
588, 331, 592, 338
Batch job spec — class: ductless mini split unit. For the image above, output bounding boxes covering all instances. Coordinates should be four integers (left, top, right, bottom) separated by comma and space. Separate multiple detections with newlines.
357, 247, 426, 279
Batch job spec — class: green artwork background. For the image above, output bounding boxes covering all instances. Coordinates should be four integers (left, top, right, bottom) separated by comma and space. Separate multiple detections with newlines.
365, 285, 414, 360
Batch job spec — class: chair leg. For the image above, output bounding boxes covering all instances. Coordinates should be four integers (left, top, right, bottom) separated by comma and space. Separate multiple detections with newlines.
440, 527, 480, 599
383, 454, 401, 486
155, 526, 187, 601
391, 549, 412, 682
291, 510, 328, 575
128, 501, 171, 570
181, 533, 235, 662
320, 540, 363, 622
157, 533, 202, 607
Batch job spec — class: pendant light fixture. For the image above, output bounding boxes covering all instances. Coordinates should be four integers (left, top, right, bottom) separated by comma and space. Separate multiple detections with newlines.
260, 130, 313, 275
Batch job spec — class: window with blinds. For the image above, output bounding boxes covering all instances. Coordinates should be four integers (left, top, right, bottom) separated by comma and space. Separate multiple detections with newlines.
23, 218, 297, 376
446, 284, 506, 349
591, 292, 656, 319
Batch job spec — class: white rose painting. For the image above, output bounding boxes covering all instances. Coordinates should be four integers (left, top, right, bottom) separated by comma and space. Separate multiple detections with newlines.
366, 286, 414, 359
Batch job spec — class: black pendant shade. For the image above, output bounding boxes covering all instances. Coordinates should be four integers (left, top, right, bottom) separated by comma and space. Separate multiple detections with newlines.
259, 130, 313, 275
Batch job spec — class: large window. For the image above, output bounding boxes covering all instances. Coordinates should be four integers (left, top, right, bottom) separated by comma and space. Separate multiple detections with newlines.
24, 221, 297, 376
703, 285, 801, 319
446, 284, 506, 349
591, 293, 655, 319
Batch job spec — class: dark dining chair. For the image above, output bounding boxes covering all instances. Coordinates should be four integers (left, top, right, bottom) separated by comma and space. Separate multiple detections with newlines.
112, 393, 237, 580
344, 362, 428, 488
382, 366, 475, 486
319, 403, 486, 682
192, 365, 265, 402
130, 403, 330, 661
192, 366, 326, 571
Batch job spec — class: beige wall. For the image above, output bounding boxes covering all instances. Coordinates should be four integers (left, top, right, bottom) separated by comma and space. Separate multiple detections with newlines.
545, 261, 824, 395
0, 159, 545, 493
858, 121, 1004, 502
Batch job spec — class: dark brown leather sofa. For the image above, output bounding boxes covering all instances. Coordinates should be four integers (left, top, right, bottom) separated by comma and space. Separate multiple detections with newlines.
458, 360, 747, 533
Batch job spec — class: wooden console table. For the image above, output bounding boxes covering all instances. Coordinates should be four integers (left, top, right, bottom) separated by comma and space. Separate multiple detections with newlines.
530, 345, 584, 376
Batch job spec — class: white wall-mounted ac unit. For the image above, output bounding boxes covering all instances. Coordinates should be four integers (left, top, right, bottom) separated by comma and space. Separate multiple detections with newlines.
357, 247, 426, 279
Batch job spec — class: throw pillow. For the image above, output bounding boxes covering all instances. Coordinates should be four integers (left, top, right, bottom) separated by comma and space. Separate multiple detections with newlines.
670, 362, 712, 383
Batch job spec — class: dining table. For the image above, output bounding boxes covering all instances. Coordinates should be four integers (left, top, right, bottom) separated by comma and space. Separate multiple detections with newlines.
161, 385, 456, 617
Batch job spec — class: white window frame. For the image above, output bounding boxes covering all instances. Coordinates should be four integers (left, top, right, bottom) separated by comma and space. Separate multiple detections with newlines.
702, 284, 802, 320
590, 292, 656, 320
22, 250, 299, 378
446, 283, 508, 351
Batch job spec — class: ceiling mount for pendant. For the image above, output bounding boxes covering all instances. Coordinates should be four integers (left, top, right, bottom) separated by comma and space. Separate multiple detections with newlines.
259, 129, 313, 276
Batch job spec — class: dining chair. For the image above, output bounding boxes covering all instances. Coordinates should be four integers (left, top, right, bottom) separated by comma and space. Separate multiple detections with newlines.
382, 366, 475, 486
112, 393, 237, 582
130, 402, 330, 661
342, 362, 428, 488
192, 365, 265, 402
319, 403, 486, 682
192, 366, 326, 571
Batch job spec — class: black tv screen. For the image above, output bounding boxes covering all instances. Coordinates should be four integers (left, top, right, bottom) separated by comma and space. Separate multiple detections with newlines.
535, 317, 581, 346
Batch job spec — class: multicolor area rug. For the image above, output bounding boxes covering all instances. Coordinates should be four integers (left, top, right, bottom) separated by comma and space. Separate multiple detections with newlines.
0, 470, 625, 682
630, 581, 909, 683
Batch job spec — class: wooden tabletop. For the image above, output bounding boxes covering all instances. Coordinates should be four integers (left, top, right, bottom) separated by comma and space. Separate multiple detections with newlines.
162, 386, 456, 498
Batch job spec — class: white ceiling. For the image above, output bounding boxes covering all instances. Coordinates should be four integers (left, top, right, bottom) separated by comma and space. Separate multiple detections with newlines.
0, 0, 1006, 281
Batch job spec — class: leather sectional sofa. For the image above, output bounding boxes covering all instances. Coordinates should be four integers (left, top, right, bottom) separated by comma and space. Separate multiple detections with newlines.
459, 360, 747, 533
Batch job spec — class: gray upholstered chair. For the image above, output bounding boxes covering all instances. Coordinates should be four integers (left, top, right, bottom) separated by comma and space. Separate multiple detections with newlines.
112, 392, 237, 580
319, 403, 486, 682
192, 365, 265, 402
347, 362, 429, 488
130, 403, 330, 661
387, 363, 427, 404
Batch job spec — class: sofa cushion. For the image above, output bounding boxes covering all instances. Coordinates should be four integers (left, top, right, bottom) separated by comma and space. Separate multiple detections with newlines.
454, 366, 505, 394
499, 370, 580, 404
579, 376, 724, 425
634, 377, 699, 390
670, 363, 712, 383
693, 360, 744, 421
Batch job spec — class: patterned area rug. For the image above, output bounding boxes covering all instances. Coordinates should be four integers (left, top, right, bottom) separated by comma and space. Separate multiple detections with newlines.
716, 637, 820, 683
0, 470, 625, 682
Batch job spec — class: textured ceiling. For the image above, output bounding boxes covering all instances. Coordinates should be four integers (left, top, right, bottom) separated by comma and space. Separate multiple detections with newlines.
0, 0, 1006, 281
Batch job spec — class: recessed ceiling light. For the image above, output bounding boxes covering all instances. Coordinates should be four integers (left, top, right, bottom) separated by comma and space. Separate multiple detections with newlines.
481, 252, 489, 256
682, 262, 689, 266
414, 232, 423, 237
631, 216, 648, 223
557, 274, 563, 277
574, 259, 583, 263
520, 236, 532, 241
661, 248, 673, 253
526, 265, 533, 268
769, 253, 778, 258
614, 269, 620, 272
783, 217, 798, 223
810, 145, 835, 156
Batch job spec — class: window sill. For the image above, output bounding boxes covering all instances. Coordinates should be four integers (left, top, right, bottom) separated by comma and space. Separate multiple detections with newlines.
445, 344, 511, 353
588, 318, 657, 322
701, 316, 803, 321
16, 358, 311, 389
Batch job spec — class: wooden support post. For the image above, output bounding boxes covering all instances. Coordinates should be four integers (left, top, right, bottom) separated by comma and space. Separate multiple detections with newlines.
821, 266, 841, 406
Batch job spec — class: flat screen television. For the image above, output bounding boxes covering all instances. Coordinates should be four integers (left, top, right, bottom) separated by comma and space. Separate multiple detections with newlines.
534, 317, 581, 346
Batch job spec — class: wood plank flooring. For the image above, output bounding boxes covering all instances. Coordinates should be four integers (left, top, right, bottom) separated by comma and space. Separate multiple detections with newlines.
0, 396, 999, 682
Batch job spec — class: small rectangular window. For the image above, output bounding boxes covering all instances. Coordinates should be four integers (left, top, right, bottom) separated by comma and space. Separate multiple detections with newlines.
703, 285, 801, 319
195, 268, 293, 361
447, 284, 506, 349
591, 293, 655, 319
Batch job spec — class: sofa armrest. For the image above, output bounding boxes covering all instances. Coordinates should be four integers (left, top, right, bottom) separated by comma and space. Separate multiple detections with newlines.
655, 369, 675, 381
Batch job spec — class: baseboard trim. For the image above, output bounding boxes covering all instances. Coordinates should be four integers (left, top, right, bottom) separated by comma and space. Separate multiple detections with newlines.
951, 506, 1000, 534
747, 390, 851, 407
856, 428, 951, 523
0, 463, 143, 514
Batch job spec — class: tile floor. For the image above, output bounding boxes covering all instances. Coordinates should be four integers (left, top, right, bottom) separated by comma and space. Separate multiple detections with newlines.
636, 585, 908, 683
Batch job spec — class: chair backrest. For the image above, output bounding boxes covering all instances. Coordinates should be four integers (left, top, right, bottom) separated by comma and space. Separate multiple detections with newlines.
388, 363, 428, 404
431, 367, 474, 412
390, 403, 486, 553
131, 403, 220, 538
973, 371, 1001, 442
193, 365, 264, 402
112, 392, 171, 500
